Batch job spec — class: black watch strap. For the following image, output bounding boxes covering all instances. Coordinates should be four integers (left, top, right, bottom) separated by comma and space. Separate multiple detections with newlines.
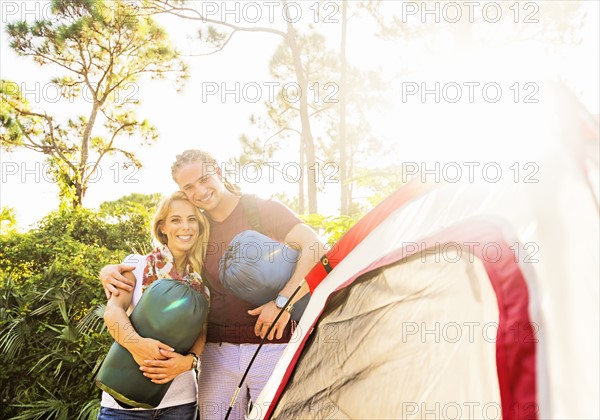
188, 352, 199, 372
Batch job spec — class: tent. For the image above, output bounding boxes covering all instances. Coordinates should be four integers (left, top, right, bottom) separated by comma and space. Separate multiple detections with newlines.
248, 84, 599, 420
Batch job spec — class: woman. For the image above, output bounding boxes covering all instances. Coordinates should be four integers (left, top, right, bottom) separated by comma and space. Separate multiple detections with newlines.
98, 191, 210, 420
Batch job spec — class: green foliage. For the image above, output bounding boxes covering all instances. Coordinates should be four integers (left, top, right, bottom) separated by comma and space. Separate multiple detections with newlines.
301, 213, 358, 247
0, 207, 18, 235
1, 0, 187, 207
98, 192, 162, 219
0, 199, 155, 419
271, 192, 300, 215
98, 192, 162, 255
352, 165, 407, 211
0, 81, 33, 147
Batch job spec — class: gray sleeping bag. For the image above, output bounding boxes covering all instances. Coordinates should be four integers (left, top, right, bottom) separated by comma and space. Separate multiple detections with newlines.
219, 230, 309, 321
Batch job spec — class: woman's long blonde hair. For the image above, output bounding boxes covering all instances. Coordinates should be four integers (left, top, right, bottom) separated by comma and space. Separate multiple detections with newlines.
152, 191, 209, 275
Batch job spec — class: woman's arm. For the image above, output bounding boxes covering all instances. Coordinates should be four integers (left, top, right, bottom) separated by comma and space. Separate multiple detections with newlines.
103, 271, 174, 366
140, 322, 208, 385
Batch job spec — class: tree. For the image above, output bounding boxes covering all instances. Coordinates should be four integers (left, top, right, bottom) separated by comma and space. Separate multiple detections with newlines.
145, 0, 323, 213
339, 0, 349, 214
0, 207, 17, 235
98, 192, 162, 255
148, 1, 394, 216
238, 30, 340, 214
239, 28, 389, 217
1, 0, 187, 207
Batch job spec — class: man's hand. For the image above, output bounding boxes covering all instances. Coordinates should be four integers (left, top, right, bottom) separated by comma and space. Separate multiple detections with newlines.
140, 349, 193, 384
248, 301, 291, 340
100, 264, 136, 299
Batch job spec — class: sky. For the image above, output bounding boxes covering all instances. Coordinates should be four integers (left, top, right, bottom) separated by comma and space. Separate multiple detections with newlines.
1, 0, 599, 231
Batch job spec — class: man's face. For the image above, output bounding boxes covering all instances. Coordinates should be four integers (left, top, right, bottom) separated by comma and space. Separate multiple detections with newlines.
175, 162, 224, 213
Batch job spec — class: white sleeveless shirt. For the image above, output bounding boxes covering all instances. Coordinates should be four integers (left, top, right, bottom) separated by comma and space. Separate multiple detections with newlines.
100, 254, 197, 410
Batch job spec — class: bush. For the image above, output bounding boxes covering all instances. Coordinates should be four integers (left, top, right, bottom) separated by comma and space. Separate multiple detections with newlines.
301, 213, 358, 246
0, 205, 152, 419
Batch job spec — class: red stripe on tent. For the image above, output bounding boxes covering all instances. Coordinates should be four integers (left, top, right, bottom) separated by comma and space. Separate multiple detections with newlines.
306, 179, 433, 293
266, 220, 537, 420
476, 230, 537, 420
419, 221, 538, 419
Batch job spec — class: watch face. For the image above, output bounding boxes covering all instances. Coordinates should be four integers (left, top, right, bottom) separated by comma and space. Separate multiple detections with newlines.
275, 295, 288, 308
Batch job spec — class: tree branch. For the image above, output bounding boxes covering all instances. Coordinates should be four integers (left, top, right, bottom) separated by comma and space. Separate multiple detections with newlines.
17, 51, 84, 76
148, 1, 286, 37
88, 119, 138, 179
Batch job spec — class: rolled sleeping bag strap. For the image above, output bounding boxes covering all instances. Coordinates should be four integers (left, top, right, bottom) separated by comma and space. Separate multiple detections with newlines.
219, 230, 310, 322
95, 279, 210, 409
320, 255, 333, 273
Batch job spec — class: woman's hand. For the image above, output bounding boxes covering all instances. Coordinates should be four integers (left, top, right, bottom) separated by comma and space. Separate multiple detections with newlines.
127, 337, 173, 367
139, 349, 194, 384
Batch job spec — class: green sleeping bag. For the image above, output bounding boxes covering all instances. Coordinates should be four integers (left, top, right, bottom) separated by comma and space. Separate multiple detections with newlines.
95, 279, 209, 409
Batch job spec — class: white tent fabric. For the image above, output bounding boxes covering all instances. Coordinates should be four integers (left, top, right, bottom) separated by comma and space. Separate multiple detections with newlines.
249, 84, 599, 420
270, 250, 503, 419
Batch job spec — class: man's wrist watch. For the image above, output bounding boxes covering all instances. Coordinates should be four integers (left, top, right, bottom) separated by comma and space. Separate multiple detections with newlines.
274, 294, 289, 309
275, 294, 294, 313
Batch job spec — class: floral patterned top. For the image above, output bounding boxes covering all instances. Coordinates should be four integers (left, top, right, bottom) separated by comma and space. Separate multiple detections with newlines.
142, 244, 210, 302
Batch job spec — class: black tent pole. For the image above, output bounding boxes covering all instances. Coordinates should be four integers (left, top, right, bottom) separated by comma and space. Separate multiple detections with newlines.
224, 280, 307, 420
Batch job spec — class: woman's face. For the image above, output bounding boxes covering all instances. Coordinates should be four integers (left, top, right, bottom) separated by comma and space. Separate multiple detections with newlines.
175, 162, 225, 214
160, 199, 201, 256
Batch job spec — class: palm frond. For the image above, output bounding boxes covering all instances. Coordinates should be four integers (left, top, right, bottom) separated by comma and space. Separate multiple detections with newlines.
77, 304, 106, 334
76, 398, 101, 420
58, 324, 79, 342
0, 318, 27, 359
30, 300, 57, 317
11, 384, 69, 420
90, 352, 107, 377
29, 352, 56, 375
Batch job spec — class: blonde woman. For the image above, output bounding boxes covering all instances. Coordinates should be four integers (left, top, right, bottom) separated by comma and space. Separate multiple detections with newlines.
98, 192, 210, 420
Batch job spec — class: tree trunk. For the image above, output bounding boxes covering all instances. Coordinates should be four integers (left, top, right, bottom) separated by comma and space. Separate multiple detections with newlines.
298, 138, 305, 214
348, 142, 354, 214
75, 100, 100, 207
339, 0, 348, 215
73, 182, 86, 208
454, 3, 473, 55
283, 0, 318, 214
